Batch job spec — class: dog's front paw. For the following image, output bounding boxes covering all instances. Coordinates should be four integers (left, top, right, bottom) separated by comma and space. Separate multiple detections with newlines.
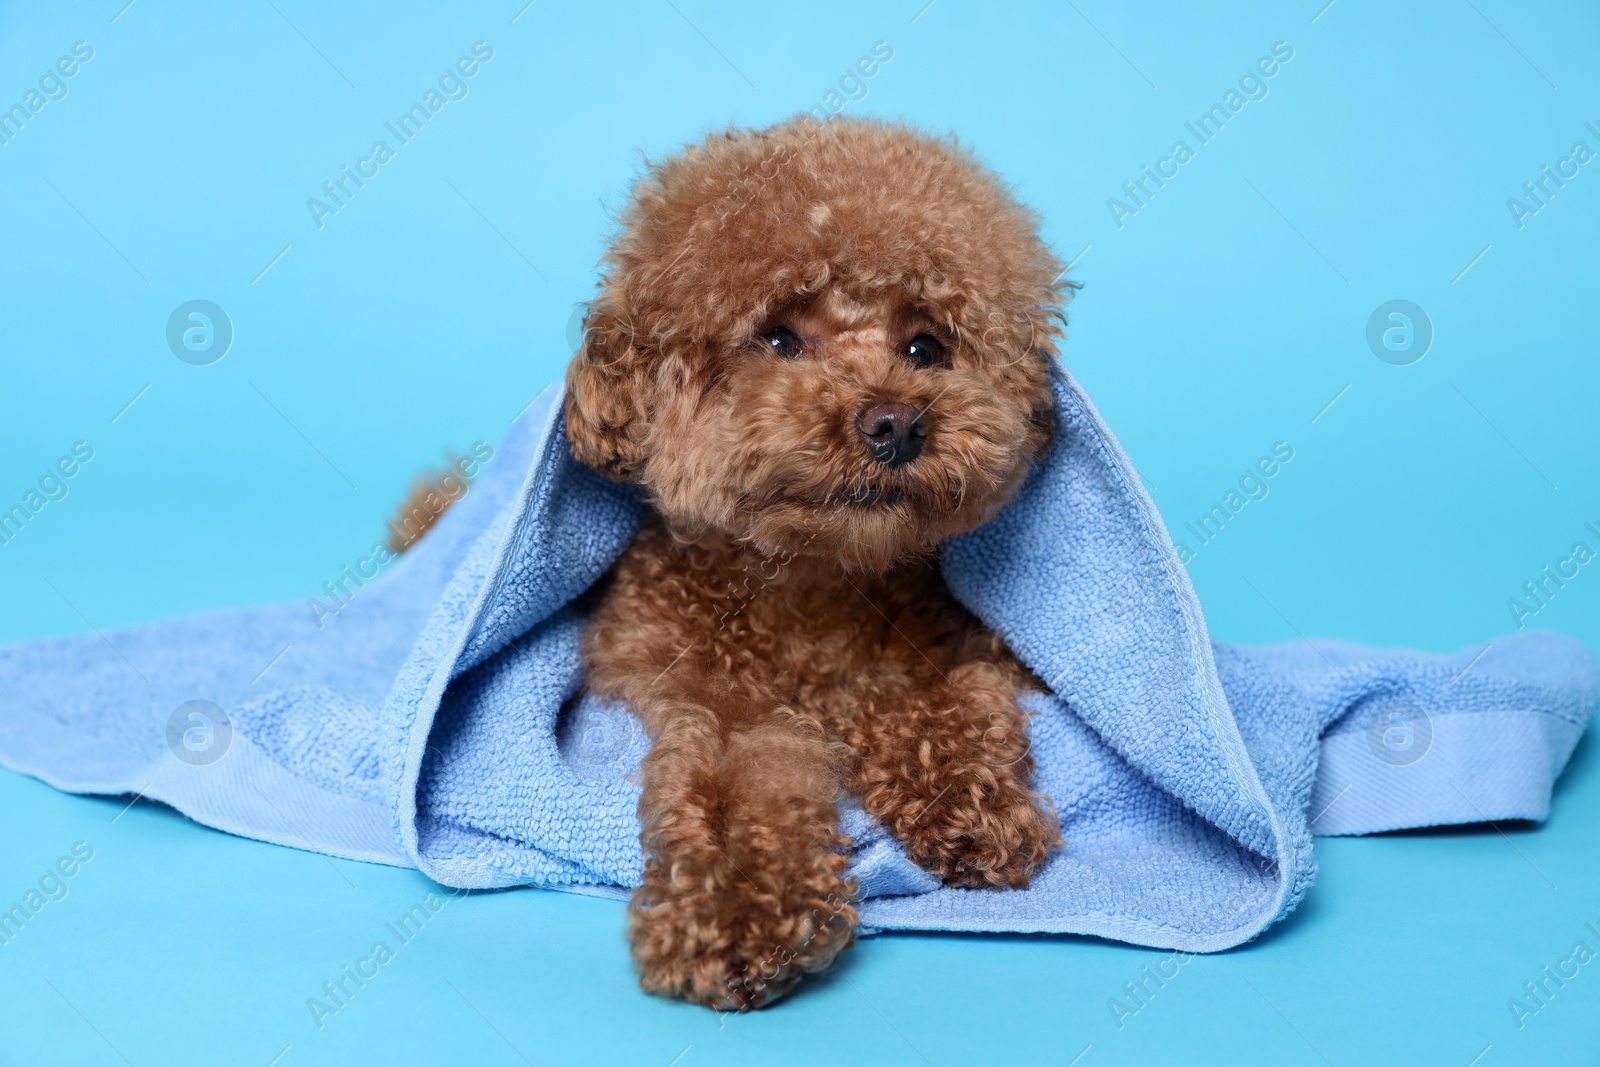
854, 679, 1063, 889
895, 774, 1061, 889
628, 851, 856, 1010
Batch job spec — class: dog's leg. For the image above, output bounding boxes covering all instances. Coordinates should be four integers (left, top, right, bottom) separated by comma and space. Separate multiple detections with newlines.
628, 708, 856, 1010
845, 660, 1061, 888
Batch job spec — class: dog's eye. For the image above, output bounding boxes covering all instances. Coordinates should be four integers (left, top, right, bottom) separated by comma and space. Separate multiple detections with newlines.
760, 326, 804, 360
904, 333, 943, 368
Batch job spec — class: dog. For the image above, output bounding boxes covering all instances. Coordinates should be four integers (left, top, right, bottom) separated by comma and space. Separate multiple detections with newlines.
399, 115, 1071, 1009
565, 115, 1072, 1010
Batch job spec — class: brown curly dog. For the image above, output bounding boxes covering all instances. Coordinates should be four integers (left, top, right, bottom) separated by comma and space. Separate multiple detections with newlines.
404, 115, 1072, 1009
555, 115, 1073, 1010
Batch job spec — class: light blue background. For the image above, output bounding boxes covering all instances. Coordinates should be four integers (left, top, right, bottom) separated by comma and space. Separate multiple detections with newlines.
1, 1, 1597, 1063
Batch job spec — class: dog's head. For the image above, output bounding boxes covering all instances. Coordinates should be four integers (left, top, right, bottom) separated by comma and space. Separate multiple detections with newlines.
565, 116, 1071, 572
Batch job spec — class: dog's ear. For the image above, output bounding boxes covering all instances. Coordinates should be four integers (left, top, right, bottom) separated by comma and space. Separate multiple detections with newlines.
563, 302, 651, 481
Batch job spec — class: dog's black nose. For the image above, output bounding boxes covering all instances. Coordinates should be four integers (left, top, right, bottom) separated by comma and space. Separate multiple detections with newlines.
857, 402, 928, 467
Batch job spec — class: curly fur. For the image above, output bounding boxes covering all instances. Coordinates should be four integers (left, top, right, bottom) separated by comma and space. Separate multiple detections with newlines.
530, 115, 1069, 1009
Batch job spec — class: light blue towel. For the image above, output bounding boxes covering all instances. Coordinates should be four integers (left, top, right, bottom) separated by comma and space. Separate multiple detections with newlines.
2, 364, 1594, 950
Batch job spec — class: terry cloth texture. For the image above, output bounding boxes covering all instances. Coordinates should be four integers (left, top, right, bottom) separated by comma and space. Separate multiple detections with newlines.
1, 365, 1594, 950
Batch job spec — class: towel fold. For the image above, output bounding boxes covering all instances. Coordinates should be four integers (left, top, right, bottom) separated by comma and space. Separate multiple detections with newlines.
3, 364, 1593, 949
